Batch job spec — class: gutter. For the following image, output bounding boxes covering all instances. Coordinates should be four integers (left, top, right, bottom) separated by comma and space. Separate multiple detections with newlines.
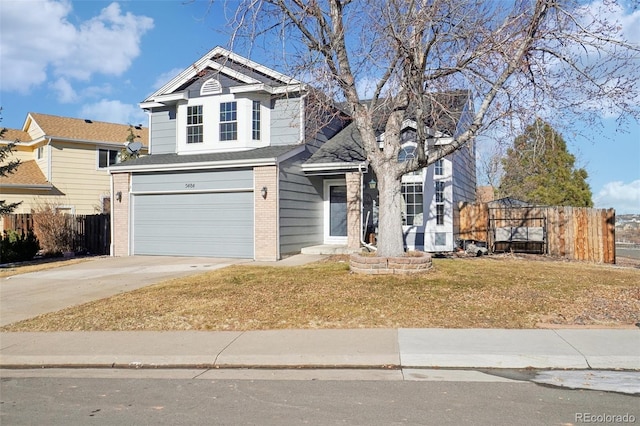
109, 156, 287, 174
301, 162, 364, 175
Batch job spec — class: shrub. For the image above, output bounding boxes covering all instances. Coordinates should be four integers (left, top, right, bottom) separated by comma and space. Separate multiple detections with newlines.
32, 204, 74, 255
1, 229, 40, 263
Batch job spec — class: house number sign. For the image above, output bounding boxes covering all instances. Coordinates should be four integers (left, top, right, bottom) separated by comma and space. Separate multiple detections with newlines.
185, 183, 195, 189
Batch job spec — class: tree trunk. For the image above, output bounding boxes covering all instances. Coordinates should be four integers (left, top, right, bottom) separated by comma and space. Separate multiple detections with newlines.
375, 165, 405, 257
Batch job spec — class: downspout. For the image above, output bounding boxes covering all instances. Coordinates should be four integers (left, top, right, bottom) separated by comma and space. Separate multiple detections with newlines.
109, 173, 114, 256
299, 92, 308, 143
358, 162, 377, 252
46, 138, 52, 182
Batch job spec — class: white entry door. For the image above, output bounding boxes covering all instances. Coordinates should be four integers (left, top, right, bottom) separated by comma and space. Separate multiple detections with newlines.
324, 179, 348, 244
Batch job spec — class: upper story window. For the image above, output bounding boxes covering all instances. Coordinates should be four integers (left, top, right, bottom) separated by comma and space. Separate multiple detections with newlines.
398, 144, 417, 162
435, 180, 445, 225
98, 149, 119, 168
36, 146, 44, 159
187, 105, 203, 144
434, 158, 444, 176
252, 100, 261, 140
176, 95, 271, 153
220, 101, 237, 141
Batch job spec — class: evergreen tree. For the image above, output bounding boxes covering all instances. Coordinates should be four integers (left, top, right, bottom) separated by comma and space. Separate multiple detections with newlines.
0, 109, 22, 215
498, 119, 593, 207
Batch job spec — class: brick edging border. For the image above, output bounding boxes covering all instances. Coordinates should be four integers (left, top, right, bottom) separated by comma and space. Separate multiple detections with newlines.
350, 252, 433, 275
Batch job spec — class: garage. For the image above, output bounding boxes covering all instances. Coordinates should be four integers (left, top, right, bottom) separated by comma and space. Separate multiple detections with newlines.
130, 170, 255, 258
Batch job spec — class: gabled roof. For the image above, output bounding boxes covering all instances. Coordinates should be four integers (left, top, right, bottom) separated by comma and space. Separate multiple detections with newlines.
0, 160, 51, 188
0, 128, 31, 143
143, 46, 303, 105
305, 91, 472, 168
25, 113, 149, 146
305, 123, 366, 166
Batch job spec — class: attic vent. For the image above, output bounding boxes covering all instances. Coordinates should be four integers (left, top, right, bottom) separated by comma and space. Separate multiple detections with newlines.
84, 119, 93, 124
200, 78, 222, 96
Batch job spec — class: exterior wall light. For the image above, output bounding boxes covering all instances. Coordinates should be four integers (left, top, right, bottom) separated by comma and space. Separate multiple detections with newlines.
115, 191, 122, 202
368, 179, 377, 189
261, 186, 268, 199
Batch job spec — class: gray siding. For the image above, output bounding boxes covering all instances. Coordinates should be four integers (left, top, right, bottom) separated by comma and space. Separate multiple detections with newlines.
451, 140, 477, 240
271, 97, 302, 145
149, 107, 176, 155
279, 152, 324, 255
132, 169, 253, 193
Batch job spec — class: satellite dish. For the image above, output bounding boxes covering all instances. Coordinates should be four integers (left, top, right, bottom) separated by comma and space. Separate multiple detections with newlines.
126, 141, 143, 154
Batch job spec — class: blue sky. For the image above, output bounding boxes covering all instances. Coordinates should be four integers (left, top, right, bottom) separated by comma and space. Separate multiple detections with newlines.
1, 0, 639, 214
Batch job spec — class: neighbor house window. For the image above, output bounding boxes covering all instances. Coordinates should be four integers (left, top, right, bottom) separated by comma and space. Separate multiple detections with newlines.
186, 105, 203, 144
252, 100, 261, 140
435, 180, 445, 225
401, 182, 423, 226
434, 158, 444, 176
98, 149, 119, 168
220, 101, 237, 141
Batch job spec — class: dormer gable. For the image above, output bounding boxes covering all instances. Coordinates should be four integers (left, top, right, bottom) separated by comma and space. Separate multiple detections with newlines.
141, 47, 308, 156
141, 46, 303, 108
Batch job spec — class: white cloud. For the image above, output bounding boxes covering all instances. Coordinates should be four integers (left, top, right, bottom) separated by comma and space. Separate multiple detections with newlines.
152, 68, 184, 91
79, 99, 146, 126
594, 180, 640, 214
0, 0, 153, 94
49, 78, 78, 103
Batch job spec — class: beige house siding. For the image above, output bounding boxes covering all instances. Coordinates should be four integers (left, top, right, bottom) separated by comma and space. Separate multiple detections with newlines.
48, 141, 112, 214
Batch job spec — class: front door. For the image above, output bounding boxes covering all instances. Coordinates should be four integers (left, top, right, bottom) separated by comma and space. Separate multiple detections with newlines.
324, 179, 348, 244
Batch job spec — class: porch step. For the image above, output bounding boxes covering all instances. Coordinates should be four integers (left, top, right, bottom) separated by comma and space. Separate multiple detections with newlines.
300, 244, 360, 255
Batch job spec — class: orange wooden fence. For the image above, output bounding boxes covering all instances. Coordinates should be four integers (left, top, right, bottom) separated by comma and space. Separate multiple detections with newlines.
458, 203, 616, 264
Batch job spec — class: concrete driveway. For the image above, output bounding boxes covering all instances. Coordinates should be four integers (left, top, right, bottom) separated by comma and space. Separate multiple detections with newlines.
0, 256, 249, 326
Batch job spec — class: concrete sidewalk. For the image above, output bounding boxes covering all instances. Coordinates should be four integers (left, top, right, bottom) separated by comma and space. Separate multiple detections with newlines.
1, 328, 638, 370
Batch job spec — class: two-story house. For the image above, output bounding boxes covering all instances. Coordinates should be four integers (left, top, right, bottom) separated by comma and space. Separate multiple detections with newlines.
1, 113, 148, 224
109, 46, 476, 260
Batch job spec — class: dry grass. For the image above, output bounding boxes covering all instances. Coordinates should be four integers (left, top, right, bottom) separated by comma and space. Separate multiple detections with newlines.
2, 256, 639, 331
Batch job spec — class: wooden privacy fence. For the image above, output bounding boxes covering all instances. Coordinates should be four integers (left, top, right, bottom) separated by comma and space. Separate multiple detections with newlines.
458, 203, 616, 264
2, 213, 111, 256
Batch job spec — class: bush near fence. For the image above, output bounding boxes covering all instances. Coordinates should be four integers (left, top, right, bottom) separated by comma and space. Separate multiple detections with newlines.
458, 203, 616, 264
2, 213, 110, 256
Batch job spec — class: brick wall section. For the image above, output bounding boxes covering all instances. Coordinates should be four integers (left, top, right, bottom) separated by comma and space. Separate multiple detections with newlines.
254, 166, 279, 261
346, 172, 362, 250
111, 172, 130, 256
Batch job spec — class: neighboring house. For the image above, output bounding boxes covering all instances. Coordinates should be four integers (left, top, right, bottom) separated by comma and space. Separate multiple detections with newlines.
0, 113, 148, 222
110, 46, 476, 260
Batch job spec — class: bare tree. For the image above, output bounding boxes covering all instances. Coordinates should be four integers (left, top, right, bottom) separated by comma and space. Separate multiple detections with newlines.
216, 0, 639, 257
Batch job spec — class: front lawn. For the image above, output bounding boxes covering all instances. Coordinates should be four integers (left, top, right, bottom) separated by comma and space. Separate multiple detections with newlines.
2, 256, 638, 331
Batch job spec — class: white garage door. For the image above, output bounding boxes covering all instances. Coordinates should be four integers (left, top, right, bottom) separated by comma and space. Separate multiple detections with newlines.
132, 191, 254, 258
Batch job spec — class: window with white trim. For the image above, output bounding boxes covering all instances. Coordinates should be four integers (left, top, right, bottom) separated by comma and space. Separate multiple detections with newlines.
435, 180, 445, 225
36, 146, 44, 159
220, 101, 237, 141
401, 182, 423, 226
187, 105, 203, 144
252, 100, 261, 140
98, 149, 120, 168
434, 158, 444, 176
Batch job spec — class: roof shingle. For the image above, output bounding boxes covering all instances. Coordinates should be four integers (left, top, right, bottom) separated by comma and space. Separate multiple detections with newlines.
28, 113, 149, 146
